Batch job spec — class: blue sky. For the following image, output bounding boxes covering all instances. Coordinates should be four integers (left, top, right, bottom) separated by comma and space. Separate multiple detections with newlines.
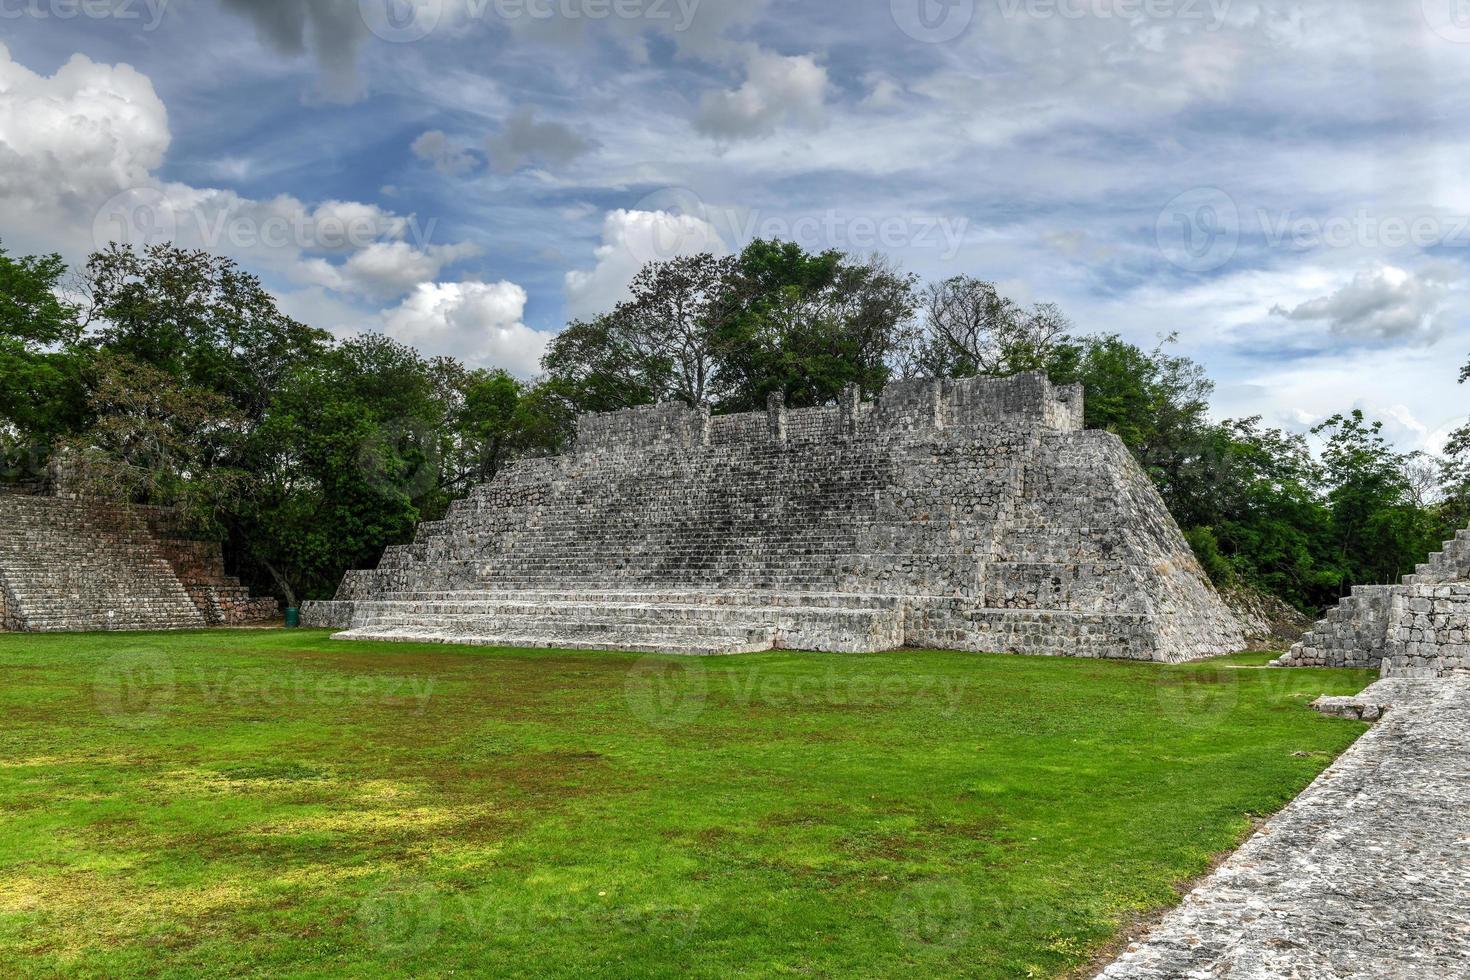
2, 0, 1468, 450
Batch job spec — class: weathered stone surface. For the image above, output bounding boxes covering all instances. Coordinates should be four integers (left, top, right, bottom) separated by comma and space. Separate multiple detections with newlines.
1099, 675, 1470, 979
309, 373, 1244, 658
0, 492, 277, 632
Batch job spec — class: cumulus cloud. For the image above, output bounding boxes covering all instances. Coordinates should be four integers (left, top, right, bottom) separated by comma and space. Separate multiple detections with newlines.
296, 241, 481, 299
219, 0, 368, 100
696, 50, 828, 139
1271, 265, 1458, 346
380, 280, 553, 376
564, 208, 728, 321
0, 45, 169, 220
411, 130, 478, 175
484, 107, 597, 174
0, 43, 481, 316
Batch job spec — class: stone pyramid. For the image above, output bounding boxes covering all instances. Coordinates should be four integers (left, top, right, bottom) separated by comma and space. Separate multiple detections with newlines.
305, 372, 1243, 660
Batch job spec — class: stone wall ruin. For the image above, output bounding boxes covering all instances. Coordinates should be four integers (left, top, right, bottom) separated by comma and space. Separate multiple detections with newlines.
306, 372, 1243, 660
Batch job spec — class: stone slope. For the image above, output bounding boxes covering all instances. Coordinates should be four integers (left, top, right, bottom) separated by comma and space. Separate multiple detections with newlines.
0, 494, 276, 632
308, 373, 1243, 659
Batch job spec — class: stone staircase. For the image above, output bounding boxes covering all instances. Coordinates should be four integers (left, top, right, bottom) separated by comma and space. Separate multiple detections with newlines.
330, 589, 905, 655
0, 494, 206, 632
1278, 527, 1470, 671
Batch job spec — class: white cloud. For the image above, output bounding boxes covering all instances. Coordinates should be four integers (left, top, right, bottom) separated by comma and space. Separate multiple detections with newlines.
0, 45, 169, 221
380, 280, 552, 376
296, 241, 481, 299
563, 208, 727, 321
696, 50, 828, 139
411, 130, 478, 175
1271, 264, 1458, 346
0, 44, 480, 310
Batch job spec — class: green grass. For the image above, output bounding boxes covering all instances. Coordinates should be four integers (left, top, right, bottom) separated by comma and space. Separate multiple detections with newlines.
0, 630, 1375, 978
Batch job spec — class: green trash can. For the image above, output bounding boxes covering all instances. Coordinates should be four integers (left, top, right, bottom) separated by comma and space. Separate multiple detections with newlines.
285, 607, 300, 628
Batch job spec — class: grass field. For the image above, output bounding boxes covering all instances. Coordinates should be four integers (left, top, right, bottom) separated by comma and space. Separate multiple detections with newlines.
0, 630, 1376, 978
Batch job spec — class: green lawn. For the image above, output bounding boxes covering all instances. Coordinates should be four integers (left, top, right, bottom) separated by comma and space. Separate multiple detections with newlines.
0, 630, 1375, 979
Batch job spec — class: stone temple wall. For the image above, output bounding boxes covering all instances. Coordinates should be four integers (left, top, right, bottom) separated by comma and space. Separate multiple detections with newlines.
0, 493, 277, 633
307, 372, 1242, 660
1277, 526, 1470, 677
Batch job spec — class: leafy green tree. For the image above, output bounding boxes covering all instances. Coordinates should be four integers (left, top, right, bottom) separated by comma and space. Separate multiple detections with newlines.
84, 243, 330, 423
713, 241, 917, 412
1313, 410, 1438, 588
238, 334, 447, 604
0, 244, 87, 481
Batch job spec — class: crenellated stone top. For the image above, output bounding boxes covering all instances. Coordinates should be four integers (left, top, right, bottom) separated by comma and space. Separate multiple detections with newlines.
574, 371, 1085, 454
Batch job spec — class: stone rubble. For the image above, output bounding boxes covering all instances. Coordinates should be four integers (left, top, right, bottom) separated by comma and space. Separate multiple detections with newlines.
307, 372, 1243, 660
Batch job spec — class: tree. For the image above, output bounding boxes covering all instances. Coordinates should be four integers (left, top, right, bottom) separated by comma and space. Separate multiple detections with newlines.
1313, 410, 1438, 589
56, 354, 249, 533
236, 334, 447, 604
84, 243, 330, 423
0, 243, 86, 482
713, 241, 917, 412
543, 253, 738, 410
907, 276, 1071, 380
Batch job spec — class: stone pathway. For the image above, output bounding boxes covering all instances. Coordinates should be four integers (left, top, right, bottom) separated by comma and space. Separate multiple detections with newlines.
1099, 675, 1470, 979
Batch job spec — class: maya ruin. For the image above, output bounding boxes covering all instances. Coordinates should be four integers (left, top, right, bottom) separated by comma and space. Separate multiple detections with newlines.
305, 372, 1246, 660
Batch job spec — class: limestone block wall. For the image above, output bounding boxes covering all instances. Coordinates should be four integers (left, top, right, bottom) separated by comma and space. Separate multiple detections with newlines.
1277, 586, 1396, 670
321, 372, 1243, 662
0, 493, 276, 632
1382, 586, 1470, 677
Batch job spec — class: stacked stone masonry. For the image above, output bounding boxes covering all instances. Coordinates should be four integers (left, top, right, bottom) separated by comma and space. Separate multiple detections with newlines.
0, 492, 277, 632
1276, 525, 1470, 677
306, 372, 1244, 659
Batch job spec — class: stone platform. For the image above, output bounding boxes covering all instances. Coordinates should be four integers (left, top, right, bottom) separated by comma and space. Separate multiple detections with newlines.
308, 373, 1243, 660
1098, 675, 1470, 979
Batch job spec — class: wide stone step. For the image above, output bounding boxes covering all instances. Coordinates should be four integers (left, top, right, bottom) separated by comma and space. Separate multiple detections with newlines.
343, 597, 902, 654
363, 589, 903, 610
332, 623, 775, 656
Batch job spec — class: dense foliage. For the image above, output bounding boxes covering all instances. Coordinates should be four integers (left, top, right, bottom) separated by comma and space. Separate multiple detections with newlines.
0, 238, 1461, 612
